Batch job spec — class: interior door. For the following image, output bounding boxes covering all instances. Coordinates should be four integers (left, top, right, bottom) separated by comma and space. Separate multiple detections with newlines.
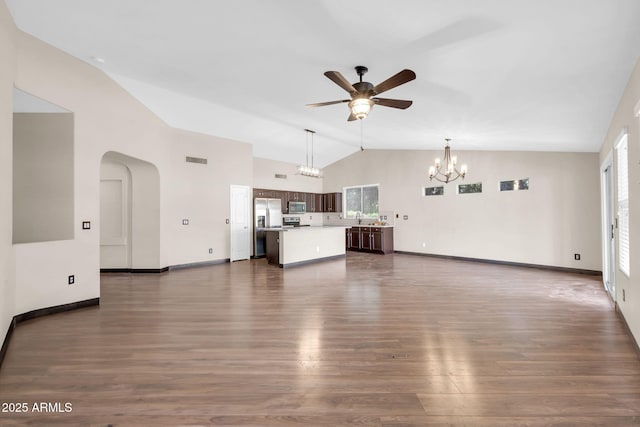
230, 185, 251, 262
100, 160, 132, 269
601, 154, 615, 299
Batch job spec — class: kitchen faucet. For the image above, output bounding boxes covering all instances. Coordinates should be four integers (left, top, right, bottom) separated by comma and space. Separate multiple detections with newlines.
356, 212, 362, 224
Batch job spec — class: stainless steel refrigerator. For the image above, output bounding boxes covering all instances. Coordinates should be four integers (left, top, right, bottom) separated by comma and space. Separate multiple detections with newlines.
254, 198, 282, 257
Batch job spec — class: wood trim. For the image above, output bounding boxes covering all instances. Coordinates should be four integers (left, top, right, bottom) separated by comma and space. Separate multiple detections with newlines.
394, 250, 602, 276
100, 267, 170, 273
1, 297, 100, 369
101, 259, 232, 274
169, 259, 230, 270
0, 320, 15, 371
615, 302, 640, 360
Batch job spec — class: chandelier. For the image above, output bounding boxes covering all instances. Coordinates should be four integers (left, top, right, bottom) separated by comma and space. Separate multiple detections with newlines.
428, 138, 467, 183
297, 129, 321, 178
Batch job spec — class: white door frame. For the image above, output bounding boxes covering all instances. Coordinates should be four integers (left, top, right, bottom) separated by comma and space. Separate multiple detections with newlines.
600, 150, 615, 300
230, 185, 251, 262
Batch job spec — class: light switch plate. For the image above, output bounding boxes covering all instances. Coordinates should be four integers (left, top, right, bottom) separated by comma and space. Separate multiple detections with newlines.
82, 221, 91, 230
182, 219, 189, 225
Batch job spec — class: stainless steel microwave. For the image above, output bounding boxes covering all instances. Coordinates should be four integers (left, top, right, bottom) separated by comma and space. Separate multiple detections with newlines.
288, 201, 306, 213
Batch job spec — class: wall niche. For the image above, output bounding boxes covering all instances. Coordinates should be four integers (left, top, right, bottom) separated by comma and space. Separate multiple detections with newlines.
12, 88, 74, 244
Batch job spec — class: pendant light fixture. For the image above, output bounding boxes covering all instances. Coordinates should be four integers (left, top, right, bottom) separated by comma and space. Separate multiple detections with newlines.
297, 129, 321, 178
428, 138, 467, 183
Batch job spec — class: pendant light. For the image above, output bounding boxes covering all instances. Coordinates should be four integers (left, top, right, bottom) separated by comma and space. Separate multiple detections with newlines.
297, 129, 321, 177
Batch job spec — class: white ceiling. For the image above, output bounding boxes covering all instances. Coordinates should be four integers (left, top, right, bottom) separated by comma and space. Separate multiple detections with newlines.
6, 0, 640, 167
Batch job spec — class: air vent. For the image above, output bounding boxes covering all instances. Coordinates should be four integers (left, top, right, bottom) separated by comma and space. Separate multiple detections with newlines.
186, 156, 207, 165
275, 173, 287, 179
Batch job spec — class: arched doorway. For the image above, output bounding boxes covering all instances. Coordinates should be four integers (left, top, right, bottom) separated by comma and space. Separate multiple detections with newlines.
100, 152, 161, 271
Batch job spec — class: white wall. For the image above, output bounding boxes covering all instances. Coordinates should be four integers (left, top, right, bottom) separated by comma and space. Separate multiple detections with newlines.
253, 157, 323, 193
323, 149, 601, 271
166, 128, 252, 266
599, 57, 640, 342
13, 112, 74, 243
0, 7, 254, 334
0, 0, 16, 343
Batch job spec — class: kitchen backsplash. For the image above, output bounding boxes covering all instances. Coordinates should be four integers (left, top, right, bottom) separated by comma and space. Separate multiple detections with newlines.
322, 210, 395, 226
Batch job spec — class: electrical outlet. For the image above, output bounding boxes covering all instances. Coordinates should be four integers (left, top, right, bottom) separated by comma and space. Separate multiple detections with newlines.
68, 275, 75, 285
182, 219, 189, 225
574, 253, 581, 261
208, 248, 213, 254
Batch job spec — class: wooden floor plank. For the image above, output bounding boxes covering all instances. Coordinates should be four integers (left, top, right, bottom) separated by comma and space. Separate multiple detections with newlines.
1, 252, 639, 425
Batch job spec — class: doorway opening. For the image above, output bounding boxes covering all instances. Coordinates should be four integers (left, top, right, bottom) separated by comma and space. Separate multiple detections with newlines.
600, 151, 615, 300
100, 152, 161, 271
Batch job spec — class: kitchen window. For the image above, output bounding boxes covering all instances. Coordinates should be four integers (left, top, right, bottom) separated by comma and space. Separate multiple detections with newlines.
344, 184, 379, 219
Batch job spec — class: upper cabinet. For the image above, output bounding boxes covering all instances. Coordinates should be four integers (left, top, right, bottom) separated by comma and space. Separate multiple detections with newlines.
323, 192, 342, 213
253, 188, 342, 213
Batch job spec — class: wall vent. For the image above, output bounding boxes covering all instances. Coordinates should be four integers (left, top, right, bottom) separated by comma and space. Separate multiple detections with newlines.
186, 156, 207, 165
275, 173, 287, 179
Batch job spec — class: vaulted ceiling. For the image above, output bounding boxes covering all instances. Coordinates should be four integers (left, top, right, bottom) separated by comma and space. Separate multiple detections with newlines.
6, 0, 640, 166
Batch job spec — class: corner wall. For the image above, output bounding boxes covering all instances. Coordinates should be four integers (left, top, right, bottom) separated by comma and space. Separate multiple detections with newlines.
599, 57, 640, 342
323, 149, 601, 271
0, 0, 16, 345
3, 7, 254, 323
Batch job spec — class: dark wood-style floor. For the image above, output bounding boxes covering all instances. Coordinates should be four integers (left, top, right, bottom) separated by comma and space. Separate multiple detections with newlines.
1, 252, 639, 426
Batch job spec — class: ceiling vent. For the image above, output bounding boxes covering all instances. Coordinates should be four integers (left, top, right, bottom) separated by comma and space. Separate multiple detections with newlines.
186, 156, 207, 165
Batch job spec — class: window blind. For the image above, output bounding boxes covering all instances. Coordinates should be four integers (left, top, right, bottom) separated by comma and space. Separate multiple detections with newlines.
616, 134, 630, 277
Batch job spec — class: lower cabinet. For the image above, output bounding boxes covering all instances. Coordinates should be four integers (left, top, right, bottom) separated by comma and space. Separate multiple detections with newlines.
346, 227, 393, 254
266, 231, 280, 265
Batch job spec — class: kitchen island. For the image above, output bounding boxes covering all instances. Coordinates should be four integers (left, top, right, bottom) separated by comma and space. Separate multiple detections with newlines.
265, 226, 348, 268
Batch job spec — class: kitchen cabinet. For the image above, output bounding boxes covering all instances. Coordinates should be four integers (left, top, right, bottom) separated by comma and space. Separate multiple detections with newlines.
265, 230, 280, 265
345, 227, 361, 250
254, 188, 341, 214
323, 192, 342, 213
346, 226, 393, 254
315, 194, 324, 213
254, 188, 278, 199
304, 192, 314, 212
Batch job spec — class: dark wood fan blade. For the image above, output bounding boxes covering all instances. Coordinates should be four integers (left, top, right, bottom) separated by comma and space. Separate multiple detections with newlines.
306, 99, 350, 108
324, 71, 358, 94
372, 69, 416, 95
347, 112, 357, 121
372, 98, 413, 109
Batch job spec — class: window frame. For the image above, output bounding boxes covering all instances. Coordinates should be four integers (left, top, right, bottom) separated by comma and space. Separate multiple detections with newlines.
615, 132, 630, 277
343, 184, 379, 219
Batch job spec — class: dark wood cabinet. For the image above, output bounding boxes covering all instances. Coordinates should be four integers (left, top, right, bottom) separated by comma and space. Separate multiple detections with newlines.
346, 227, 361, 250
254, 188, 278, 199
346, 226, 393, 254
323, 192, 342, 213
266, 231, 280, 265
315, 194, 324, 213
254, 188, 342, 214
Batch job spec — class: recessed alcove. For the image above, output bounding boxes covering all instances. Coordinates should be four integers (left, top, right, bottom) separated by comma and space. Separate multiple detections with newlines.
12, 88, 74, 244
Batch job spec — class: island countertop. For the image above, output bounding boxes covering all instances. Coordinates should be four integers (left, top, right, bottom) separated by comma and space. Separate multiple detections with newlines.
265, 226, 346, 268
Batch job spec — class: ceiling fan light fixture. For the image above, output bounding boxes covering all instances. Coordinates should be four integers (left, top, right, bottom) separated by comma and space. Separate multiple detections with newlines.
349, 98, 373, 120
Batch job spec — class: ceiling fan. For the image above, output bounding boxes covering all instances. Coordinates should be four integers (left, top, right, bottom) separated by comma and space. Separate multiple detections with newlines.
306, 66, 416, 121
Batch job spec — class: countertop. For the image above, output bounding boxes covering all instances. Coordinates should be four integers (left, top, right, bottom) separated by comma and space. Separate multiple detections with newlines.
264, 225, 350, 232
347, 224, 394, 228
